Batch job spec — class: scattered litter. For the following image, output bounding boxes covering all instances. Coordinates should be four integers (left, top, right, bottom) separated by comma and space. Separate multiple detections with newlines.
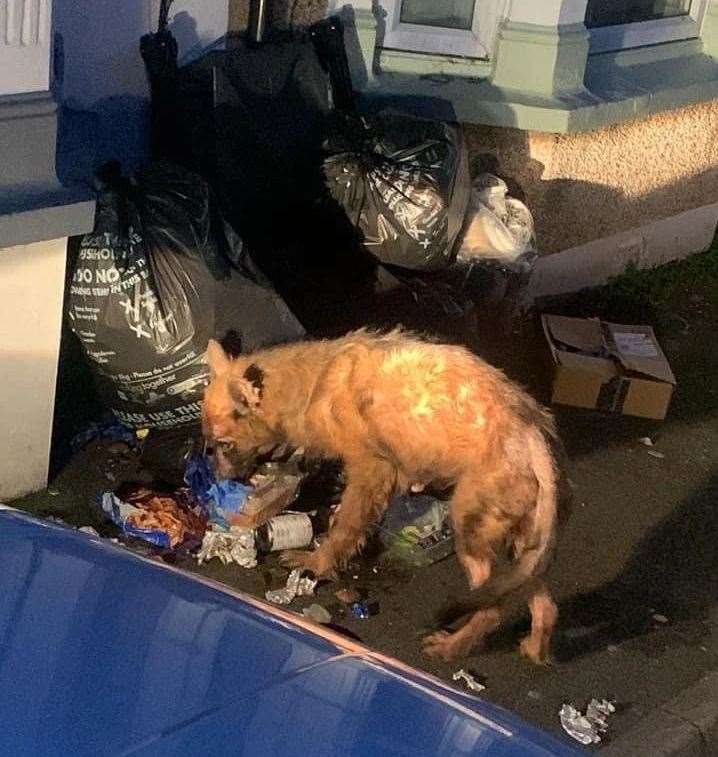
335, 588, 360, 605
652, 613, 669, 624
48, 489, 59, 497
647, 450, 665, 459
607, 644, 619, 653
559, 699, 615, 746
638, 437, 654, 447
527, 690, 541, 700
350, 601, 378, 619
256, 513, 315, 552
379, 495, 454, 567
452, 669, 486, 693
265, 568, 317, 605
241, 463, 303, 528
196, 526, 257, 568
136, 428, 150, 440
78, 526, 100, 537
99, 488, 206, 549
184, 453, 253, 528
372, 566, 379, 574
302, 603, 332, 624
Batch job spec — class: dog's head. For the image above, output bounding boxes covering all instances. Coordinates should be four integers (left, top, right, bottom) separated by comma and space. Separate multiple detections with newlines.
202, 339, 279, 480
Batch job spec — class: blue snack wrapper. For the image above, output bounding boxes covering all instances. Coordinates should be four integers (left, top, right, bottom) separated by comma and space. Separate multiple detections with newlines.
99, 491, 172, 548
184, 453, 252, 528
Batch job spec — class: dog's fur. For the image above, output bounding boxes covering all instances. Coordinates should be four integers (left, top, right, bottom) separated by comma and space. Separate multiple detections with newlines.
202, 329, 563, 663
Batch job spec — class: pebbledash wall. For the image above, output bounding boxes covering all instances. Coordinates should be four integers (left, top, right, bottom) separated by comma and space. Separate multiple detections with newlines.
229, 0, 718, 298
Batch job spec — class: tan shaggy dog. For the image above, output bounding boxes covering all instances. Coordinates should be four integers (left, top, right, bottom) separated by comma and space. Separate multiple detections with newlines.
202, 329, 563, 663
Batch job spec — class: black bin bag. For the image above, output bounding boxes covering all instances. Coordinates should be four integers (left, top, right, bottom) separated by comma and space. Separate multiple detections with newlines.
67, 162, 304, 430
323, 112, 471, 272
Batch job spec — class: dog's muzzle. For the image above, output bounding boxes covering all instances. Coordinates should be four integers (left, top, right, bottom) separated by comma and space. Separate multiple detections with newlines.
207, 440, 257, 481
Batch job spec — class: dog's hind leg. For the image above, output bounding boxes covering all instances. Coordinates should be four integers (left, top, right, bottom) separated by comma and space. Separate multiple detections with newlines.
282, 457, 397, 578
449, 475, 518, 593
519, 581, 557, 665
423, 604, 502, 661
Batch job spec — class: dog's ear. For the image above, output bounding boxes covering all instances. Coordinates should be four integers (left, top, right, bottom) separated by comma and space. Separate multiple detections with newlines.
220, 329, 243, 359
206, 339, 231, 377
229, 363, 264, 415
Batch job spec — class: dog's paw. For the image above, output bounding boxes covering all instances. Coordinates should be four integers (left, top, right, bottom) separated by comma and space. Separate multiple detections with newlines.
519, 635, 552, 665
422, 631, 460, 662
280, 550, 337, 580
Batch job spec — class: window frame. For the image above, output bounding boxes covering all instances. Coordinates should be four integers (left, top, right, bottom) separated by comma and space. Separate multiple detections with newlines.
587, 0, 710, 54
379, 0, 505, 60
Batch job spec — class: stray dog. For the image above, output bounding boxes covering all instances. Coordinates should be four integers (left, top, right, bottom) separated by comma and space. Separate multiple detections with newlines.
202, 329, 563, 663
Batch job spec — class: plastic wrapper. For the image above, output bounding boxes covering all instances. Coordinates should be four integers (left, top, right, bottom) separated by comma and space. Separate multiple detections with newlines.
324, 113, 470, 272
184, 452, 253, 528
196, 526, 257, 568
452, 669, 486, 693
559, 699, 615, 746
457, 173, 536, 268
378, 494, 454, 567
100, 487, 206, 549
265, 568, 318, 605
71, 414, 138, 452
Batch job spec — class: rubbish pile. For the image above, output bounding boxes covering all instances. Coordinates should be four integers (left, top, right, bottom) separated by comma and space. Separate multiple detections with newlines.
87, 438, 456, 609
133, 5, 539, 344
63, 1, 537, 620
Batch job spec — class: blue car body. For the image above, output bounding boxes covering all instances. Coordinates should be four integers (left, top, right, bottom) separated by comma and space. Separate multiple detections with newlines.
0, 507, 582, 756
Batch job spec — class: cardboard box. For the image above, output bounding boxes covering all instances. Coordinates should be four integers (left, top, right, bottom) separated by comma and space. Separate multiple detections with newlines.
541, 314, 676, 420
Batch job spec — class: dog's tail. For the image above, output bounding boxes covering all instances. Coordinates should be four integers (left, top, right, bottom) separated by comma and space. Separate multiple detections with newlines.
489, 427, 559, 600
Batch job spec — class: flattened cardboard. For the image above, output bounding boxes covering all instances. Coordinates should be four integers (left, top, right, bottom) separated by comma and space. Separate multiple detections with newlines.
542, 314, 676, 420
603, 322, 676, 385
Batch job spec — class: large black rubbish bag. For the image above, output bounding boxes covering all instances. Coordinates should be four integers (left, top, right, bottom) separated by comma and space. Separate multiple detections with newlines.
67, 162, 304, 431
323, 113, 470, 272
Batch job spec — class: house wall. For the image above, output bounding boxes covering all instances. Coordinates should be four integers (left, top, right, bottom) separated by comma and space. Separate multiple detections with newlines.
228, 0, 718, 260
464, 99, 718, 254
54, 0, 229, 174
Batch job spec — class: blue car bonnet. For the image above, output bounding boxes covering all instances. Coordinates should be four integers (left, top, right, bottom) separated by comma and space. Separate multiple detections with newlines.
0, 508, 581, 756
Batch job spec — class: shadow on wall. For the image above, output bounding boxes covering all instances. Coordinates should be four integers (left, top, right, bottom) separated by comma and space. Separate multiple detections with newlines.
53, 0, 226, 182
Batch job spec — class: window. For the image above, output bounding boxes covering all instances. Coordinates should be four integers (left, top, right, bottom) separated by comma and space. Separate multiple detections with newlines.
381, 0, 503, 59
586, 0, 709, 53
400, 1, 476, 31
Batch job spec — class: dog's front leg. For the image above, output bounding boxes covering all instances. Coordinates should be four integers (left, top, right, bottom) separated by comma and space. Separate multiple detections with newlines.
282, 458, 397, 579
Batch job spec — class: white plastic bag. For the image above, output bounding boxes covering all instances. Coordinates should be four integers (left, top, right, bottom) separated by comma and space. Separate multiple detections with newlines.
457, 173, 535, 265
